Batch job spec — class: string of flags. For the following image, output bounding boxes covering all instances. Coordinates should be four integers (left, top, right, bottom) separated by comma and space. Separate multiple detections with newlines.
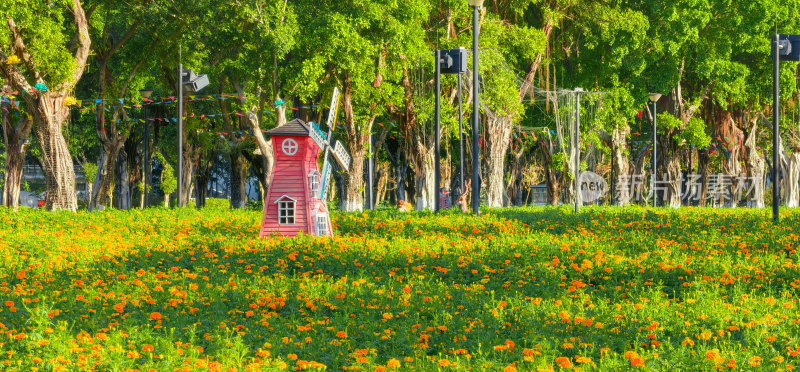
2, 92, 319, 112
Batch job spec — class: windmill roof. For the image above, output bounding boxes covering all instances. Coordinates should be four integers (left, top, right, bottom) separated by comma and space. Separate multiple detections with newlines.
266, 119, 310, 137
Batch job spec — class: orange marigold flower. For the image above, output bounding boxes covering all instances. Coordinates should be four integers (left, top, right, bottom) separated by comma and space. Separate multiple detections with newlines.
575, 356, 592, 364
387, 358, 401, 369
336, 331, 347, 338
705, 349, 720, 361
142, 344, 154, 352
630, 357, 645, 367
555, 356, 572, 369
438, 359, 452, 367
748, 356, 762, 367
113, 303, 125, 313
149, 312, 162, 321
503, 365, 517, 372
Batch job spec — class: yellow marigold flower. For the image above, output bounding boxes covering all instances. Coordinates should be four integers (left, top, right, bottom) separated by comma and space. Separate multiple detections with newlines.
387, 358, 401, 369
6, 55, 20, 65
64, 96, 78, 106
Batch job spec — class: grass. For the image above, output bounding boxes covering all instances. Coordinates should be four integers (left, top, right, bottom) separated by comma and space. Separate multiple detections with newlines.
0, 202, 798, 371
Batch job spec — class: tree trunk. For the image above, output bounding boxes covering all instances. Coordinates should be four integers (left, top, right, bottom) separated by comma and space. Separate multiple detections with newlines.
376, 162, 388, 207
783, 154, 800, 208
611, 126, 631, 206
230, 149, 247, 209
195, 155, 213, 209
33, 93, 78, 210
0, 0, 89, 211
116, 148, 130, 209
90, 141, 124, 210
179, 142, 196, 205
540, 144, 562, 205
339, 74, 374, 212
744, 117, 764, 208
412, 147, 435, 210
660, 134, 682, 208
395, 160, 408, 204
340, 143, 366, 211
718, 110, 744, 207
697, 150, 710, 206
2, 100, 31, 209
3, 133, 26, 210
484, 115, 514, 208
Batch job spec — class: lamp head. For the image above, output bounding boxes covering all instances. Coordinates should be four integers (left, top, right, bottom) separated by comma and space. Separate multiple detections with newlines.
467, 0, 484, 7
648, 93, 662, 103
139, 89, 154, 99
181, 69, 209, 93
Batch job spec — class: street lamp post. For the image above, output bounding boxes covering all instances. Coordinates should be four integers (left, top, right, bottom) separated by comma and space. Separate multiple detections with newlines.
176, 61, 209, 207
468, 0, 483, 215
649, 93, 661, 208
574, 88, 583, 214
435, 48, 441, 212
139, 88, 153, 208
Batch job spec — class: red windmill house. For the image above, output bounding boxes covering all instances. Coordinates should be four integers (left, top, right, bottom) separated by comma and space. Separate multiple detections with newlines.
260, 118, 333, 238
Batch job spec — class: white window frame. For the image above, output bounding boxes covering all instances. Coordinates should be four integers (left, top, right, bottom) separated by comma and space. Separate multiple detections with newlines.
308, 170, 321, 196
282, 139, 299, 156
275, 196, 296, 225
314, 212, 329, 236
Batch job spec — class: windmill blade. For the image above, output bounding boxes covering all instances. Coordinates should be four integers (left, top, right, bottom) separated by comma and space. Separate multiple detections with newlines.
326, 88, 340, 129
332, 140, 352, 171
309, 122, 327, 149
320, 159, 332, 200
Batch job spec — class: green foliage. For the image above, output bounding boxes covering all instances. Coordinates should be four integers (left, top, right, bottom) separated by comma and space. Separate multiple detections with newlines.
0, 0, 79, 87
656, 112, 682, 133
551, 151, 566, 171
679, 116, 712, 149
81, 162, 98, 184
157, 153, 177, 196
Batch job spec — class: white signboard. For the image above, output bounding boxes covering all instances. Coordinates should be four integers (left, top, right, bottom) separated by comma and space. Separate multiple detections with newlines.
320, 160, 332, 200
332, 140, 352, 172
309, 124, 327, 149
326, 88, 340, 129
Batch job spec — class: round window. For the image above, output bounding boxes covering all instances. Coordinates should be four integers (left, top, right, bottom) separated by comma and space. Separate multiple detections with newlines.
282, 139, 298, 156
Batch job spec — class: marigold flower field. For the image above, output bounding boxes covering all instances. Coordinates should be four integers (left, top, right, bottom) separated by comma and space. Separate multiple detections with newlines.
1, 203, 800, 371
